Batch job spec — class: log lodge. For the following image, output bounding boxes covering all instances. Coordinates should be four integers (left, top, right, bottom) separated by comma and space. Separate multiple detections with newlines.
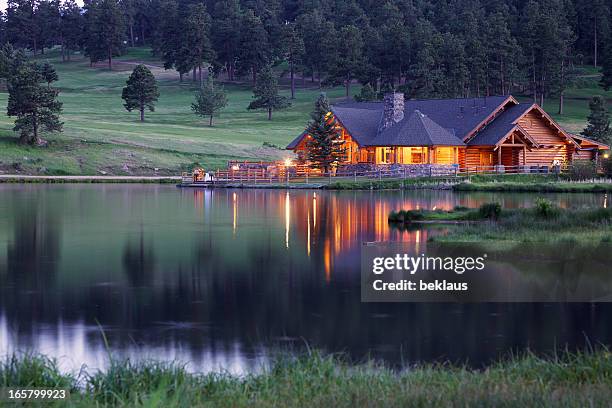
286, 94, 610, 172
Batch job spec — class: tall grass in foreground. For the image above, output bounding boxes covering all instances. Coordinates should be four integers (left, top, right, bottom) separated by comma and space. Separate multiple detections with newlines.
1, 350, 612, 407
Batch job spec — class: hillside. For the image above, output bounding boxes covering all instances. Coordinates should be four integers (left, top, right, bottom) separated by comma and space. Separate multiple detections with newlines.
0, 48, 608, 176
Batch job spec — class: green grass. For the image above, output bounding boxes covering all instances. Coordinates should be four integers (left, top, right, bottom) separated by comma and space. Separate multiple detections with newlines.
0, 47, 610, 176
0, 47, 350, 176
404, 202, 612, 243
1, 350, 612, 407
454, 180, 612, 193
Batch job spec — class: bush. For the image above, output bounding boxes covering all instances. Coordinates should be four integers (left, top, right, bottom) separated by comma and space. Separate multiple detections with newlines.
478, 202, 501, 220
388, 209, 424, 223
534, 198, 559, 219
569, 160, 597, 180
602, 156, 612, 178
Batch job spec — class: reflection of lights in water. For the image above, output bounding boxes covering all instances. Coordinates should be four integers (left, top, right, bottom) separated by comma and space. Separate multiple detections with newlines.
324, 239, 331, 282
605, 194, 608, 209
307, 211, 311, 257
232, 192, 237, 235
313, 194, 317, 230
285, 192, 290, 248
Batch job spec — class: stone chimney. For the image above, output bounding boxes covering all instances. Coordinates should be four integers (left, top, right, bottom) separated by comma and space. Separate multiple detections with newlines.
380, 92, 405, 131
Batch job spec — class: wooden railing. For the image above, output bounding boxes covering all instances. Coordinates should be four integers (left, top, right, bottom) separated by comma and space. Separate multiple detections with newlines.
181, 163, 568, 186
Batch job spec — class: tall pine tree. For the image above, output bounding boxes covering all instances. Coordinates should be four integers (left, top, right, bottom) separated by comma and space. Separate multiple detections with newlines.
582, 95, 612, 144
305, 93, 345, 173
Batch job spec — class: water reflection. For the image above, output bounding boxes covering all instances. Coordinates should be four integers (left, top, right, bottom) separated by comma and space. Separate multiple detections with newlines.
0, 185, 610, 373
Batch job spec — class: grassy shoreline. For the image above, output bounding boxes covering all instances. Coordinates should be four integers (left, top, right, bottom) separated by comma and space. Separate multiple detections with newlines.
389, 201, 612, 243
1, 350, 611, 407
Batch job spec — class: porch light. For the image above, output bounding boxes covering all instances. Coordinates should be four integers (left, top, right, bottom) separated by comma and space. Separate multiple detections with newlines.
604, 153, 610, 159
284, 158, 294, 167
231, 165, 240, 171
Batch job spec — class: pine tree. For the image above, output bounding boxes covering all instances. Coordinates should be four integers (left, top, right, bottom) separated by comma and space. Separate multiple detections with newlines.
326, 24, 364, 98
247, 65, 290, 120
85, 0, 126, 70
192, 75, 228, 126
279, 22, 304, 99
237, 9, 269, 85
178, 3, 214, 86
354, 83, 377, 102
212, 0, 242, 81
305, 93, 345, 173
121, 64, 159, 121
600, 43, 612, 91
40, 62, 58, 87
7, 62, 63, 145
582, 95, 612, 144
60, 0, 85, 61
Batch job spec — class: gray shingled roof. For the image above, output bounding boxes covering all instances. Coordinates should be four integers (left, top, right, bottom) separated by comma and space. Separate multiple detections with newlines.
371, 110, 465, 146
287, 95, 515, 149
467, 103, 533, 146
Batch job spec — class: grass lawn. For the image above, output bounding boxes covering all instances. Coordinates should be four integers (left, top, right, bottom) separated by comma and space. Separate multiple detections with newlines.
1, 350, 611, 407
0, 47, 348, 175
0, 48, 610, 175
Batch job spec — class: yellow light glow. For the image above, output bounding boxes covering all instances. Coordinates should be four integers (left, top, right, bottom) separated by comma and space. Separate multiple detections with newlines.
284, 158, 294, 167
231, 165, 240, 171
604, 153, 610, 159
285, 192, 290, 249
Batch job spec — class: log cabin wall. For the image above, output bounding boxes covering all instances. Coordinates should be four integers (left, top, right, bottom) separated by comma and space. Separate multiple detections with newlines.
465, 146, 495, 168
516, 109, 573, 165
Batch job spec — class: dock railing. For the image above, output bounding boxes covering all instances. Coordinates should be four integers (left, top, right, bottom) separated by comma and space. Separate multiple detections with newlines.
181, 163, 573, 187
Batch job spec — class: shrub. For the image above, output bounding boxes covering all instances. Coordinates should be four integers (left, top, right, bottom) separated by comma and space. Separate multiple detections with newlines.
602, 156, 612, 178
534, 197, 559, 219
388, 209, 424, 223
478, 202, 501, 220
569, 159, 597, 180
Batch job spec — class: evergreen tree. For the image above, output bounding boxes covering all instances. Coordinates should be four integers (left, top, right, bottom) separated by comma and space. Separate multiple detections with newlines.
237, 9, 269, 84
5, 0, 38, 53
305, 93, 345, 173
192, 75, 228, 126
60, 0, 85, 61
7, 62, 63, 145
40, 61, 58, 86
296, 9, 335, 86
354, 83, 377, 101
37, 0, 62, 53
179, 3, 214, 85
582, 95, 612, 144
326, 24, 364, 98
279, 22, 304, 99
121, 64, 159, 121
247, 65, 290, 120
600, 43, 612, 91
85, 0, 126, 70
212, 0, 242, 81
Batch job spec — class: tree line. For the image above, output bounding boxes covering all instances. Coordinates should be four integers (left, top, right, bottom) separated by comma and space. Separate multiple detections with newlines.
2, 0, 612, 111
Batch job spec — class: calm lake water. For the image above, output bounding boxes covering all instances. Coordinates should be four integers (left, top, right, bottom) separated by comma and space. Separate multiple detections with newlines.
0, 184, 610, 374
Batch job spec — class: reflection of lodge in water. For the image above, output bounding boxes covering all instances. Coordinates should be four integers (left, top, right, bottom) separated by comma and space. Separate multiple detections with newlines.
191, 189, 458, 281
190, 188, 610, 282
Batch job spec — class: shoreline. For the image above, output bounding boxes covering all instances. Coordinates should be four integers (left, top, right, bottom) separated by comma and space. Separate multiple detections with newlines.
0, 175, 181, 184
2, 174, 612, 194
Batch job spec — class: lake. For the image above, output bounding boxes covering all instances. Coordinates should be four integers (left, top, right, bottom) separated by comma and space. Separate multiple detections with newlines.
0, 184, 610, 374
